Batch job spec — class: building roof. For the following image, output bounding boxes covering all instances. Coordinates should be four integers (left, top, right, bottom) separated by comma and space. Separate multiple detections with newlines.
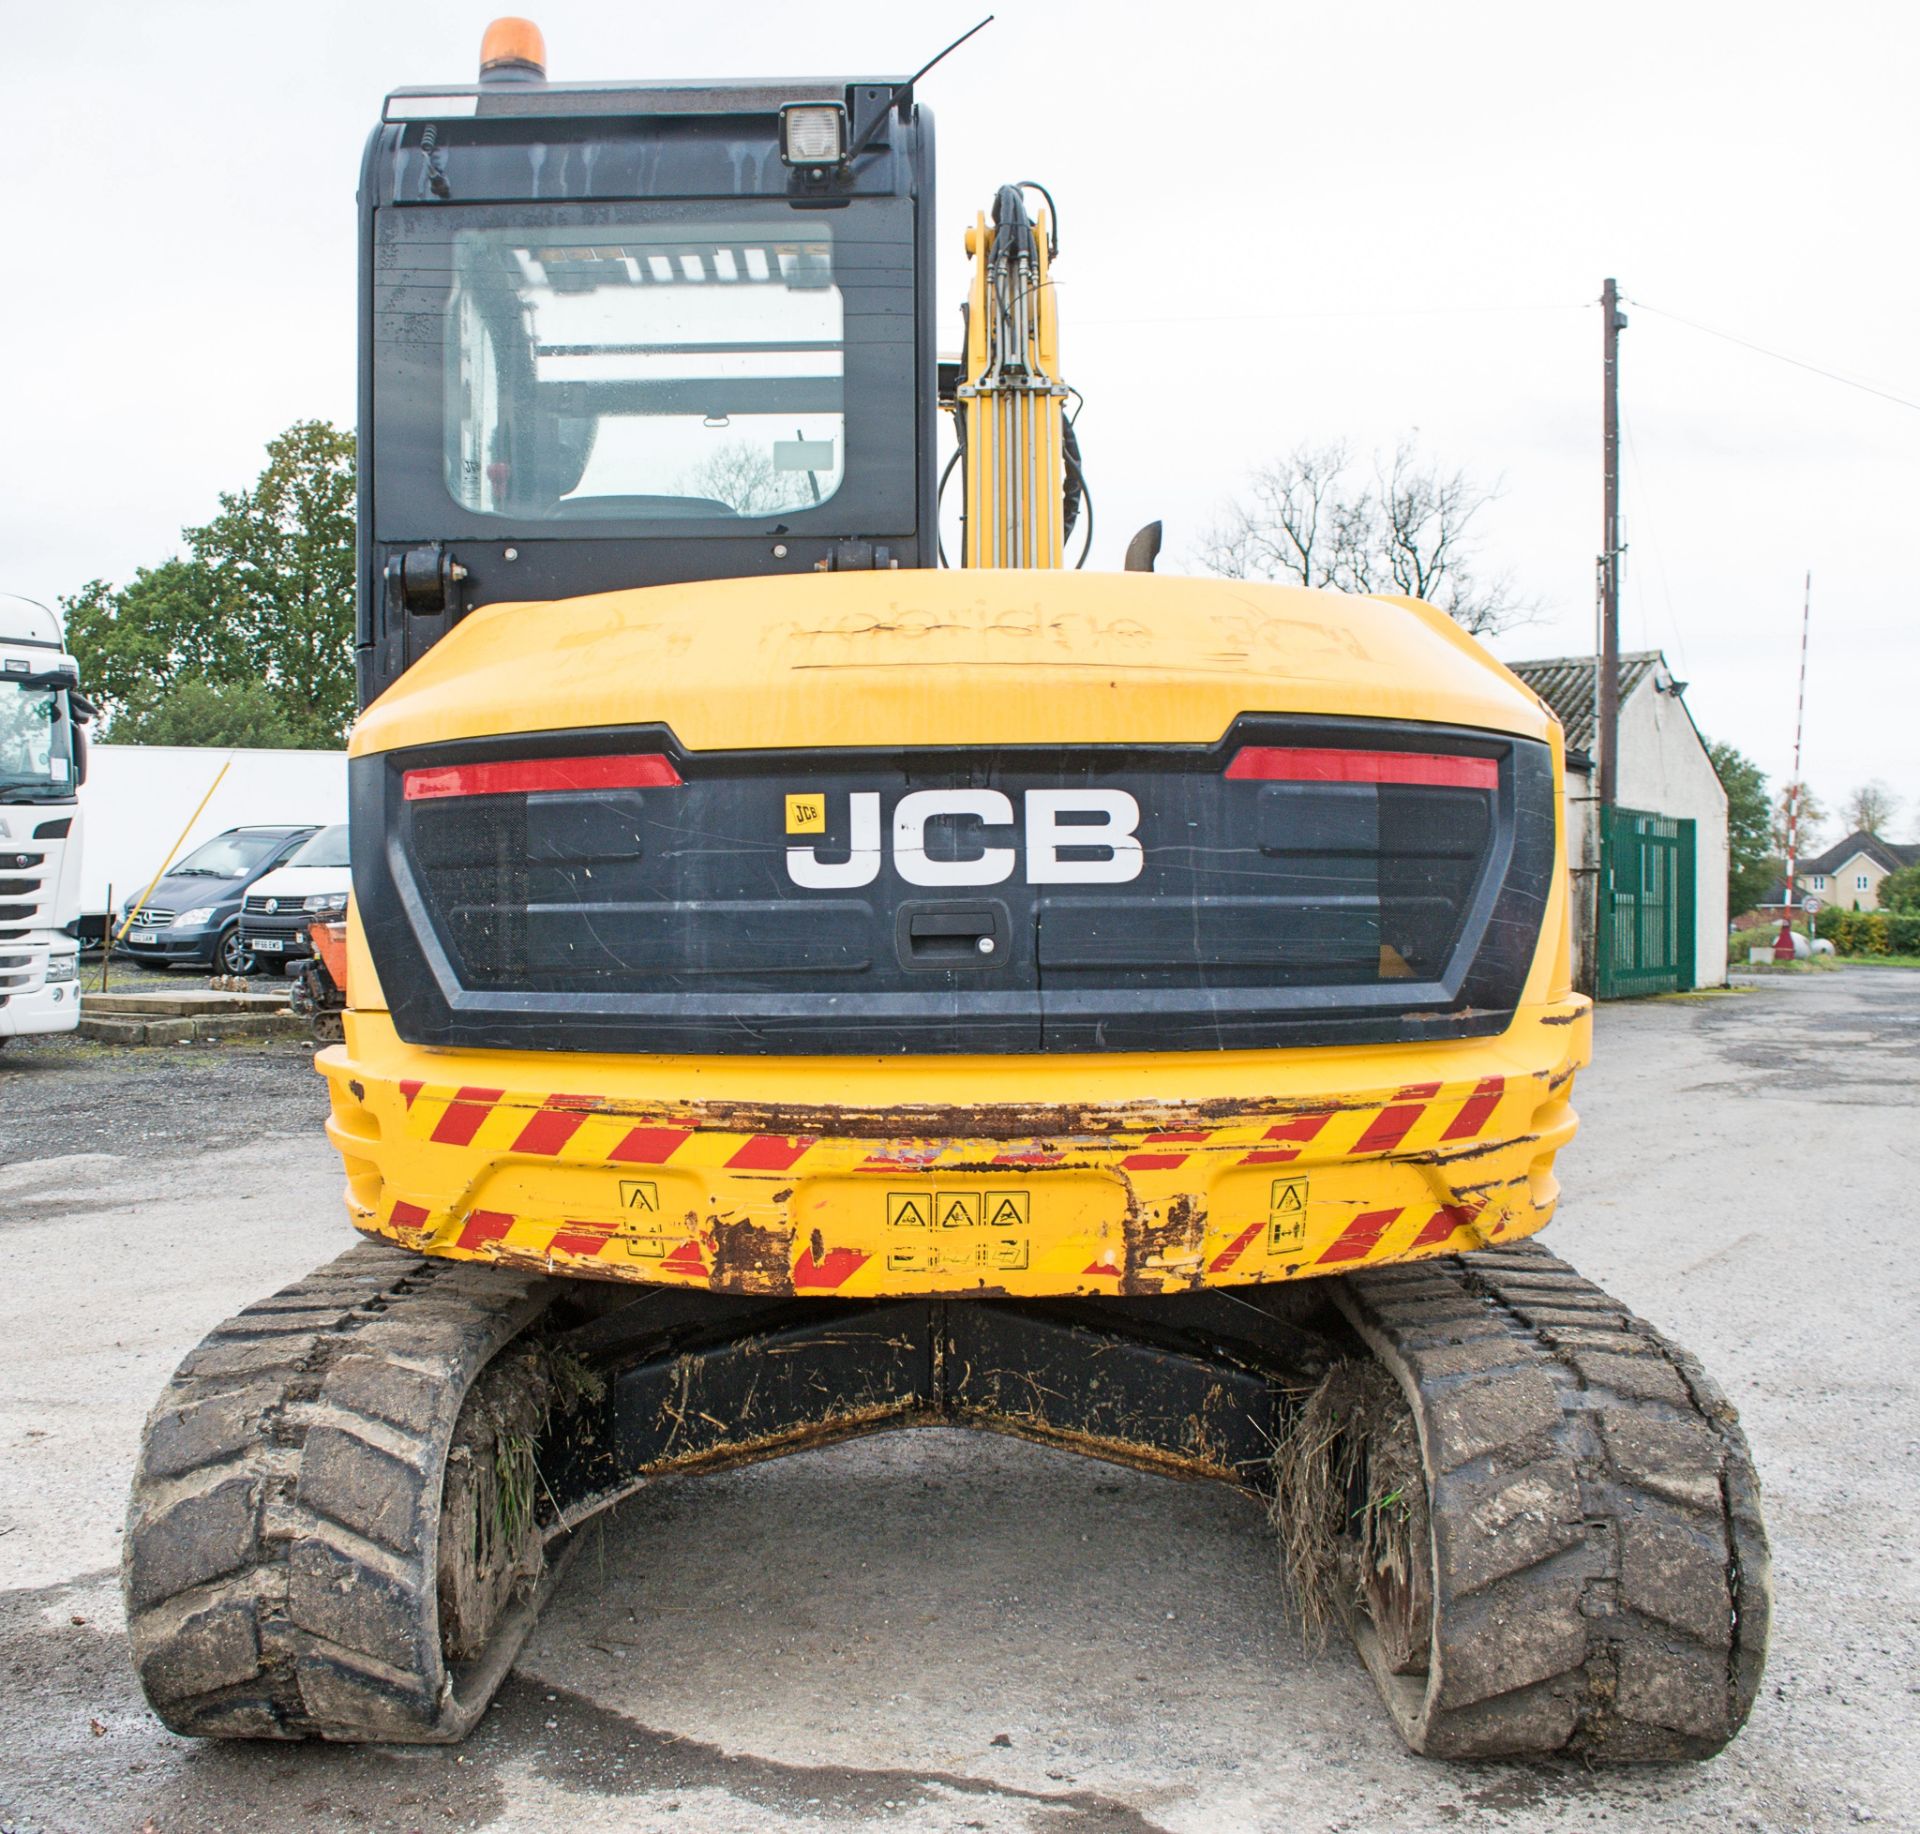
1797, 831, 1920, 877
1758, 836, 1920, 907
1505, 651, 1665, 756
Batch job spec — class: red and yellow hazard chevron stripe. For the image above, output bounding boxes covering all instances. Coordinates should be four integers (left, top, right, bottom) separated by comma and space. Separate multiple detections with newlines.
382, 1071, 1521, 1177
321, 1004, 1587, 1300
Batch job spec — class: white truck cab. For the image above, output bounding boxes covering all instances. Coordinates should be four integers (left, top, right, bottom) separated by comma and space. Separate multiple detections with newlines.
0, 595, 87, 1041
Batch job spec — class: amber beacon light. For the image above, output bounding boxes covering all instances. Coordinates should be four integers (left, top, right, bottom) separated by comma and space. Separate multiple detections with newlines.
479, 17, 547, 79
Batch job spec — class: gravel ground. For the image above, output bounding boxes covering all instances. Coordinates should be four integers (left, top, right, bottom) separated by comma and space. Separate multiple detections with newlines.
1, 967, 1916, 1834
3, 959, 325, 1162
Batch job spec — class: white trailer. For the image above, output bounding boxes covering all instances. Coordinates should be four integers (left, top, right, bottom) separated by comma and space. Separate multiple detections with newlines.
78, 744, 348, 928
0, 595, 86, 1039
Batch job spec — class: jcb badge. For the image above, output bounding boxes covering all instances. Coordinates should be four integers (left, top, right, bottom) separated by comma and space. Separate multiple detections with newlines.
785, 789, 1143, 888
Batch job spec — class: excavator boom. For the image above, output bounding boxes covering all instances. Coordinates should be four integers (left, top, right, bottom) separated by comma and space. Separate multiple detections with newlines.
958, 185, 1073, 568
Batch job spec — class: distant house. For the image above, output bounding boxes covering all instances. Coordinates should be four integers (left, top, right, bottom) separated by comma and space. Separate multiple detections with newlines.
1507, 650, 1729, 995
1760, 831, 1920, 915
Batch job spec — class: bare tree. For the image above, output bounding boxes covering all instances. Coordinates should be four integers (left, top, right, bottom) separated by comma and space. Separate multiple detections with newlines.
1199, 441, 1352, 589
680, 442, 793, 516
1840, 780, 1901, 837
1200, 436, 1534, 636
1373, 441, 1531, 635
1772, 781, 1828, 857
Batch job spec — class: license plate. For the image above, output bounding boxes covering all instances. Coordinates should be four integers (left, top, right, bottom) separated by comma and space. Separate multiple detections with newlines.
253, 937, 283, 951
131, 929, 155, 945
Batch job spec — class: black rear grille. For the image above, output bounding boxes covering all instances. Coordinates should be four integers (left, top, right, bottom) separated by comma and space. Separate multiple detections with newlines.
357, 718, 1556, 1056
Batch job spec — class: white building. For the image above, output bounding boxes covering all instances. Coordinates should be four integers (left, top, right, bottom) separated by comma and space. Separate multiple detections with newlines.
1507, 651, 1729, 995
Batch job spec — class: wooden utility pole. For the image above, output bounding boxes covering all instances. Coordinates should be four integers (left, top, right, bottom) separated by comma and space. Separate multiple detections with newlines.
1597, 278, 1625, 809
1774, 574, 1813, 960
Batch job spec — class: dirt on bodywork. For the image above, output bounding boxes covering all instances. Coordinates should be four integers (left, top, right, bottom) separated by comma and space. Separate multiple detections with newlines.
706, 1212, 798, 1290
1119, 1191, 1209, 1294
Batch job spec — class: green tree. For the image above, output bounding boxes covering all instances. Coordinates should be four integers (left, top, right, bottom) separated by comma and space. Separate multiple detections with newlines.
1708, 739, 1774, 917
63, 560, 241, 718
1881, 861, 1920, 914
59, 420, 355, 747
107, 679, 302, 749
186, 419, 356, 744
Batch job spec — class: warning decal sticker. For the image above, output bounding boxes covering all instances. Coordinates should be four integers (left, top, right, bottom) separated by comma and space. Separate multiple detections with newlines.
1267, 1176, 1308, 1254
985, 1192, 1030, 1229
937, 1192, 981, 1230
885, 1186, 1032, 1276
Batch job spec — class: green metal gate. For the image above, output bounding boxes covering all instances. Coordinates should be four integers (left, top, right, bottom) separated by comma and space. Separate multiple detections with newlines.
1598, 807, 1697, 998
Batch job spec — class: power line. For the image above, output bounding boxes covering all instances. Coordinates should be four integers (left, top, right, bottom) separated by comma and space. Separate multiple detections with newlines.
1628, 298, 1920, 414
1073, 302, 1588, 328
1618, 400, 1691, 678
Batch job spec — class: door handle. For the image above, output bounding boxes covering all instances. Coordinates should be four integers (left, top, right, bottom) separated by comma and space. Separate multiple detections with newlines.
896, 901, 1009, 969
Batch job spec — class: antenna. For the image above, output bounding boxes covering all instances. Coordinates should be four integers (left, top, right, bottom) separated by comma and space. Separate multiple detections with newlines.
846, 16, 994, 162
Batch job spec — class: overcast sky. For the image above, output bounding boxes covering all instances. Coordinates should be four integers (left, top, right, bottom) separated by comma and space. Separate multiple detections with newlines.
4, 1, 1915, 837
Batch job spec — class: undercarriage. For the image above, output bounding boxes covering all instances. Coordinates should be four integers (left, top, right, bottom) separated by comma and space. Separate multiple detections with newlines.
125, 1235, 1766, 1759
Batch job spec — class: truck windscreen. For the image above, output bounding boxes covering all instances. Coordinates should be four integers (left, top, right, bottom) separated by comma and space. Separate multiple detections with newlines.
0, 682, 75, 801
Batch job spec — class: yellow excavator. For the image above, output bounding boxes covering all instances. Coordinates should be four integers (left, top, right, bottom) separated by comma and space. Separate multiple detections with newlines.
125, 19, 1768, 1759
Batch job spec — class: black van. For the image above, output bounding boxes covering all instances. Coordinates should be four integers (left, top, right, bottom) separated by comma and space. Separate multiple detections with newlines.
114, 826, 317, 975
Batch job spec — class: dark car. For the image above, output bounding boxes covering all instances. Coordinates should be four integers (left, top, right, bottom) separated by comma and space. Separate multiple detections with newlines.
115, 825, 318, 976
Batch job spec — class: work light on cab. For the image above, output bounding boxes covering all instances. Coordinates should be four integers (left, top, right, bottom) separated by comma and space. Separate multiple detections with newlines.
781, 103, 848, 166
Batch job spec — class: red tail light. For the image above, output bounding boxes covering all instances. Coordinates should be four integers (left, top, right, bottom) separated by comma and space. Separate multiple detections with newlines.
1224, 747, 1496, 790
403, 753, 684, 801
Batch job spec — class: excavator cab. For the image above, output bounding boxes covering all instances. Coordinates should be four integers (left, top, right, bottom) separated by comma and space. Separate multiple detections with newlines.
358, 32, 938, 701
124, 19, 1770, 1765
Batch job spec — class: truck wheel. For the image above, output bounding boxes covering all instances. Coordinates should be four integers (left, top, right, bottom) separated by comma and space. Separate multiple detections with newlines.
216, 925, 256, 978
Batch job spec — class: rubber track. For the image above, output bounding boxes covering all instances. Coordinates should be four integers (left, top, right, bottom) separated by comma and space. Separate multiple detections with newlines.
1332, 1241, 1770, 1760
123, 1243, 559, 1741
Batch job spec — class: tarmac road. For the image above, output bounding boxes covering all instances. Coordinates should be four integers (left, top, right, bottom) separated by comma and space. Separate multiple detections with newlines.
1, 967, 1915, 1833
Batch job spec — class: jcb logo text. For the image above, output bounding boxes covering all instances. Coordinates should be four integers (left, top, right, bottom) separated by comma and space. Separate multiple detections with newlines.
785, 790, 1143, 888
